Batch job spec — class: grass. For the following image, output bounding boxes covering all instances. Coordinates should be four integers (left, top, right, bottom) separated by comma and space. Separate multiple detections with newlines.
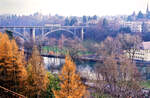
141, 80, 150, 89
42, 46, 94, 56
42, 46, 67, 55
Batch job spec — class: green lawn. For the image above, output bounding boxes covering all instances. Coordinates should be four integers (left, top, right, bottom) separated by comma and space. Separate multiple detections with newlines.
41, 46, 94, 56
141, 80, 150, 89
42, 46, 67, 54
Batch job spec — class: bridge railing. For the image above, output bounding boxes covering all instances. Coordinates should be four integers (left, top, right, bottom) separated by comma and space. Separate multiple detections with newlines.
0, 86, 26, 98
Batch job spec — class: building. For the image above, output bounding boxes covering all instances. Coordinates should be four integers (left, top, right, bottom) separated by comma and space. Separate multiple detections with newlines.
87, 19, 98, 25
120, 2, 150, 33
126, 49, 150, 61
120, 21, 142, 32
142, 21, 150, 32
125, 42, 150, 61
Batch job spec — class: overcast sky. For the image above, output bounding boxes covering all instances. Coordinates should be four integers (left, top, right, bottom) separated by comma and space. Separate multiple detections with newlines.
0, 0, 149, 16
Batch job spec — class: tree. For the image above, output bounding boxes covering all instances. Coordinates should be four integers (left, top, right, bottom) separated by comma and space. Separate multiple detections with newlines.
63, 38, 86, 59
95, 34, 142, 97
119, 27, 131, 33
95, 55, 142, 97
95, 55, 119, 97
0, 33, 27, 95
26, 45, 49, 97
87, 16, 92, 21
5, 30, 13, 39
82, 40, 98, 55
116, 33, 142, 61
82, 16, 87, 24
58, 34, 66, 49
44, 72, 60, 98
70, 17, 77, 26
102, 18, 108, 28
93, 15, 97, 20
10, 39, 27, 93
98, 33, 142, 59
142, 22, 148, 33
98, 36, 121, 57
53, 55, 87, 98
0, 32, 3, 38
65, 17, 70, 26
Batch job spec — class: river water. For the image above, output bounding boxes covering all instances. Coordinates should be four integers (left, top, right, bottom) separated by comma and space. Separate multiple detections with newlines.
43, 57, 97, 80
43, 57, 150, 80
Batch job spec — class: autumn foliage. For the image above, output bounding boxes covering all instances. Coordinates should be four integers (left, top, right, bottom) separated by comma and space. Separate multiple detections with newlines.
26, 45, 49, 97
0, 32, 27, 94
53, 55, 87, 98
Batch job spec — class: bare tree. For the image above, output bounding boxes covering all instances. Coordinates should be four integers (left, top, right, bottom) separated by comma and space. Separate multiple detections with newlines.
115, 33, 142, 61
95, 55, 142, 97
94, 34, 143, 97
98, 36, 121, 57
63, 37, 86, 59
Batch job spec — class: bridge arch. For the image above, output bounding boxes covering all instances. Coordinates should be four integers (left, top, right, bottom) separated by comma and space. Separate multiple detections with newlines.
12, 31, 29, 41
43, 28, 75, 38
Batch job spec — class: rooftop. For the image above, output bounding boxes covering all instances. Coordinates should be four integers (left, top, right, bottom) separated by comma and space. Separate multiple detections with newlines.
142, 41, 150, 49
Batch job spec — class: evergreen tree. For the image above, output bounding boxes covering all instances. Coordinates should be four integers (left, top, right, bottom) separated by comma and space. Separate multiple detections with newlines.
93, 15, 97, 20
102, 18, 108, 28
70, 17, 77, 26
53, 55, 87, 98
65, 17, 70, 26
0, 33, 27, 95
5, 30, 13, 39
26, 45, 49, 97
44, 72, 60, 98
11, 39, 27, 93
82, 16, 87, 24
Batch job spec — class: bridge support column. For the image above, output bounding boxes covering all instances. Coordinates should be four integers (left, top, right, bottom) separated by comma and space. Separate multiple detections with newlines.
23, 27, 26, 36
13, 27, 16, 33
74, 28, 76, 36
32, 28, 35, 42
42, 27, 44, 35
81, 28, 84, 40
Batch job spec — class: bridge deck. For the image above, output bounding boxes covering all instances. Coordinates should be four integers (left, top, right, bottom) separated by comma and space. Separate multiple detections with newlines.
0, 26, 89, 28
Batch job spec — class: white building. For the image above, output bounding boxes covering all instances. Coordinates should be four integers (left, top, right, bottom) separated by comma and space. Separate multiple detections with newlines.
143, 21, 150, 32
126, 49, 150, 61
125, 42, 150, 61
120, 21, 142, 32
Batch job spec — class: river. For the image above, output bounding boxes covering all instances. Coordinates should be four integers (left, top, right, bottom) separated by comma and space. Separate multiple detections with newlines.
43, 57, 97, 80
43, 57, 150, 80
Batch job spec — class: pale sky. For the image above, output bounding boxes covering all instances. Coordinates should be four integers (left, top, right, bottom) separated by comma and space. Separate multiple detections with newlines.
0, 0, 149, 16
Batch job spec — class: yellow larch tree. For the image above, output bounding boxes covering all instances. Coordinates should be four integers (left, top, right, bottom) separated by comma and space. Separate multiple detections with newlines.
26, 45, 49, 97
0, 32, 2, 39
0, 33, 27, 95
53, 55, 87, 98
11, 39, 27, 93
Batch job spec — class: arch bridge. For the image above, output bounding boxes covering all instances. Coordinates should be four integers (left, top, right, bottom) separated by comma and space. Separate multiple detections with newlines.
0, 25, 88, 41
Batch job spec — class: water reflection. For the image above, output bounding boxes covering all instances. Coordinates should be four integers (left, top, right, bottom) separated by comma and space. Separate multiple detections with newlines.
43, 57, 97, 79
44, 57, 150, 80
